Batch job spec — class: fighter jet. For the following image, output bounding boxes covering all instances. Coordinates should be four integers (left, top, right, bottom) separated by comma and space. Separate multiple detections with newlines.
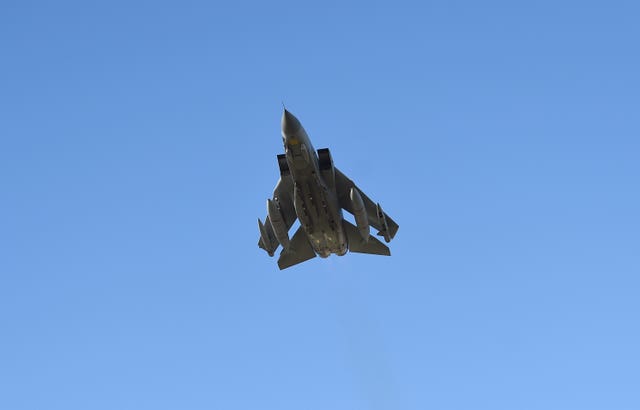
258, 109, 399, 269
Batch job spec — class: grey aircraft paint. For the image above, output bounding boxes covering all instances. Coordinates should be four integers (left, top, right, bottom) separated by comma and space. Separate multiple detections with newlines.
258, 109, 399, 269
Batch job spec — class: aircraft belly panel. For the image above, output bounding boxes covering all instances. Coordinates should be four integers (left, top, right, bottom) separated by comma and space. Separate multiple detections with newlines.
294, 176, 347, 257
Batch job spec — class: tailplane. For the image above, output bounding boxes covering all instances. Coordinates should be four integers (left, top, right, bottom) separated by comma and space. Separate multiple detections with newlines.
343, 220, 390, 256
277, 226, 317, 269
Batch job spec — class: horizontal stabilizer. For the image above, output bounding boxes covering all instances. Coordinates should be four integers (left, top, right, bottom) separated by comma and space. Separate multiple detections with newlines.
277, 225, 316, 270
343, 220, 390, 256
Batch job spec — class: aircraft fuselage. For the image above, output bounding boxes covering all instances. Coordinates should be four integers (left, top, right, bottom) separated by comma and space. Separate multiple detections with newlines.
283, 113, 347, 257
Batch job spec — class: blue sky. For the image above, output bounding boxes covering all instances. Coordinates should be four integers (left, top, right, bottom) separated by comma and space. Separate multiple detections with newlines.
1, 1, 639, 409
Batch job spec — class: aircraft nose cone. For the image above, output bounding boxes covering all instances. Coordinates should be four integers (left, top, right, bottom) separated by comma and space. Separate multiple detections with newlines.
281, 109, 302, 136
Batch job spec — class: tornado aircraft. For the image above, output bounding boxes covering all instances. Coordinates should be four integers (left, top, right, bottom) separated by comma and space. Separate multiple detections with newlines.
258, 109, 399, 269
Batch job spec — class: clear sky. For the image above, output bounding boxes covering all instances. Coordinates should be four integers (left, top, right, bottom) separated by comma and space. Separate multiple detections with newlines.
1, 1, 639, 409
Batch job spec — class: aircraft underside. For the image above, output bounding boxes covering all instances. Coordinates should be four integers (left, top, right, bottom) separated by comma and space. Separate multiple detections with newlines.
258, 109, 399, 269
